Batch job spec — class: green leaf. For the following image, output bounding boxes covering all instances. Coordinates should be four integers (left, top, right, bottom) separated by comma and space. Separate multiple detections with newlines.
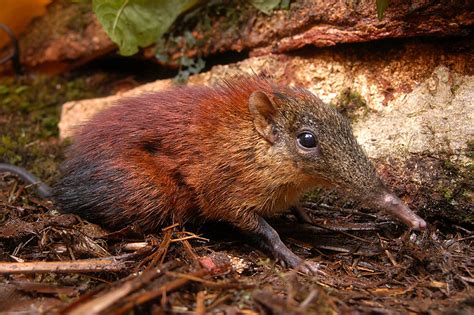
376, 0, 389, 20
93, 0, 200, 56
249, 0, 281, 15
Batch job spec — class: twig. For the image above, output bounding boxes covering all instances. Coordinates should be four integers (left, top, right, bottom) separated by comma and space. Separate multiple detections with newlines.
10, 280, 76, 295
162, 223, 180, 231
253, 290, 307, 315
181, 238, 200, 267
111, 270, 208, 314
65, 262, 178, 315
303, 202, 378, 219
152, 229, 173, 268
384, 249, 398, 267
455, 235, 474, 242
121, 242, 150, 251
0, 258, 129, 274
308, 223, 373, 243
195, 291, 206, 315
453, 225, 472, 234
300, 289, 319, 309
136, 230, 172, 271
171, 235, 210, 243
207, 292, 232, 311
164, 271, 246, 289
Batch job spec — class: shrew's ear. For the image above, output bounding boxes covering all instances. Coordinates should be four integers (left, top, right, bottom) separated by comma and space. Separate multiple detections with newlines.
248, 91, 277, 144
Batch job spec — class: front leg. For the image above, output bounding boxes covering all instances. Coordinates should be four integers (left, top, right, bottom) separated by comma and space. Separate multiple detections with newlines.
240, 215, 319, 274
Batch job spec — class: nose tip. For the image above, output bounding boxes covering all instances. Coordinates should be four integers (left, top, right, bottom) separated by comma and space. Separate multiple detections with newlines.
408, 215, 427, 230
378, 193, 427, 230
416, 218, 427, 230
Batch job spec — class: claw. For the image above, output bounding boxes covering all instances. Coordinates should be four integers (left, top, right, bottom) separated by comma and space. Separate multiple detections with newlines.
278, 254, 324, 275
296, 260, 325, 276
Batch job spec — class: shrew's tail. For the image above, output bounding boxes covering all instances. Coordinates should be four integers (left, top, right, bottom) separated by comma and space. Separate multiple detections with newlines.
0, 163, 52, 198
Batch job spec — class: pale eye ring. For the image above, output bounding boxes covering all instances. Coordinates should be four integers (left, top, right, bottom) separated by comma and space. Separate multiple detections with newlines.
296, 131, 317, 149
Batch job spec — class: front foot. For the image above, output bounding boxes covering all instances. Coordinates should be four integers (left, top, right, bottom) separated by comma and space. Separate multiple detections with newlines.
297, 260, 323, 275
246, 216, 321, 275
277, 251, 322, 275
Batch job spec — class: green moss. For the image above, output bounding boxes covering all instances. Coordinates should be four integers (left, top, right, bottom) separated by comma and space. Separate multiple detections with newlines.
466, 140, 474, 159
154, 0, 256, 79
442, 188, 454, 202
450, 83, 460, 95
302, 189, 321, 201
65, 3, 92, 32
331, 88, 368, 121
430, 157, 473, 224
442, 159, 459, 175
0, 74, 105, 184
22, 0, 93, 52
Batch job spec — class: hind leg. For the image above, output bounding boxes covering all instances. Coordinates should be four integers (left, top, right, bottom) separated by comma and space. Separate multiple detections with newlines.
119, 153, 199, 229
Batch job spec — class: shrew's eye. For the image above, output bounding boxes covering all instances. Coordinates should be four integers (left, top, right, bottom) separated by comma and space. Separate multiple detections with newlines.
297, 132, 317, 149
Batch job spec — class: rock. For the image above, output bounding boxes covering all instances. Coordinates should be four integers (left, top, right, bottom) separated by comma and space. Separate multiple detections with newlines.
354, 66, 473, 164
59, 80, 173, 139
5, 0, 473, 73
156, 0, 474, 66
4, 1, 114, 73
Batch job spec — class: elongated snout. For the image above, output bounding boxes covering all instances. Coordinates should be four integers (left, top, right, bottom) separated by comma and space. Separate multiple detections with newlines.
373, 192, 427, 230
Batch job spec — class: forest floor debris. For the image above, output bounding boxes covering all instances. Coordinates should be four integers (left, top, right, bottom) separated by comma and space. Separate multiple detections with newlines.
0, 174, 472, 314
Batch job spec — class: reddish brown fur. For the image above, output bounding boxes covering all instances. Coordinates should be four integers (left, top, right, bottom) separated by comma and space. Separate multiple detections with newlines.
53, 75, 427, 271
54, 77, 316, 231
